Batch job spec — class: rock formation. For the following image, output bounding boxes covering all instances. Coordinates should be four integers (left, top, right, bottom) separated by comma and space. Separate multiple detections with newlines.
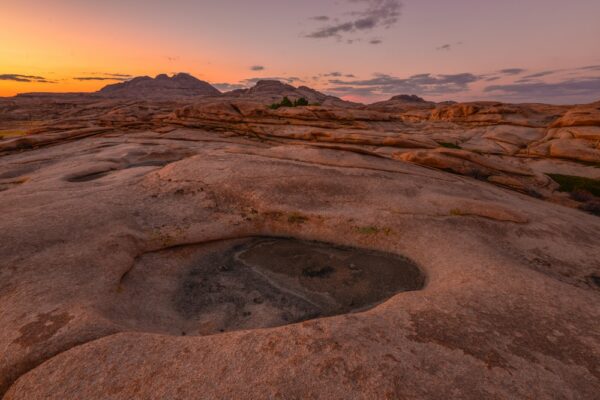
225, 79, 356, 107
98, 73, 221, 98
0, 77, 599, 399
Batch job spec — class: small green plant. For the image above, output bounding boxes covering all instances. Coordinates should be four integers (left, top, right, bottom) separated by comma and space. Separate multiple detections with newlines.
438, 142, 462, 149
548, 174, 600, 197
450, 208, 463, 216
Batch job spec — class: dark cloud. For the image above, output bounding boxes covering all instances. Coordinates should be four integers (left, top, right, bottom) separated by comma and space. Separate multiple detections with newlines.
578, 65, 600, 71
74, 76, 129, 81
520, 70, 556, 80
306, 0, 401, 40
104, 73, 132, 78
499, 68, 526, 75
327, 72, 480, 97
370, 39, 383, 45
437, 44, 451, 51
484, 76, 600, 102
311, 16, 330, 21
0, 74, 53, 83
324, 72, 343, 77
250, 65, 265, 71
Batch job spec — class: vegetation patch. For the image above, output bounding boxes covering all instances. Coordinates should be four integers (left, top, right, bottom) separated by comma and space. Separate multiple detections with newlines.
548, 174, 600, 197
269, 96, 310, 110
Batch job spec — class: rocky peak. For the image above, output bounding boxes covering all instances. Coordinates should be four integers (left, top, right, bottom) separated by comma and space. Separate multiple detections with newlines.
390, 94, 427, 103
98, 73, 221, 99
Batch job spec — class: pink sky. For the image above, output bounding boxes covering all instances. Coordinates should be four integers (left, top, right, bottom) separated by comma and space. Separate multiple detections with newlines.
1, 0, 599, 103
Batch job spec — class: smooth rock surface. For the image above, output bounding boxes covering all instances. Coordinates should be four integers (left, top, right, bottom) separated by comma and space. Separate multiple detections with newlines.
1, 83, 599, 399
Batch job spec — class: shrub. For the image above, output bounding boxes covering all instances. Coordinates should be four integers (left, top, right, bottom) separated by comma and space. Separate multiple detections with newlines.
268, 97, 309, 110
281, 96, 293, 107
548, 174, 600, 197
294, 97, 309, 106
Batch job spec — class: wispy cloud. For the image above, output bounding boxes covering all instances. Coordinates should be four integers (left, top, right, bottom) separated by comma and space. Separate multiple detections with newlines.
499, 68, 527, 76
370, 38, 383, 45
578, 65, 600, 71
436, 44, 451, 51
250, 65, 265, 71
484, 76, 600, 102
73, 76, 129, 81
520, 70, 556, 80
103, 73, 132, 78
0, 74, 54, 83
327, 72, 480, 97
305, 0, 402, 41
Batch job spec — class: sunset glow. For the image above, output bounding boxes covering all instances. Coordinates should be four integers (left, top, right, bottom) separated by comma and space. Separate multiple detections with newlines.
2, 0, 599, 103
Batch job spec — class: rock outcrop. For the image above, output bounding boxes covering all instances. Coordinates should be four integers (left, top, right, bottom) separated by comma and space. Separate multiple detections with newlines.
98, 73, 221, 98
225, 79, 356, 108
1, 86, 599, 399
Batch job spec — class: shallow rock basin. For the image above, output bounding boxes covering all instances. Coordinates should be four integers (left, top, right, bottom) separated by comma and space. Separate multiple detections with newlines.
107, 237, 425, 336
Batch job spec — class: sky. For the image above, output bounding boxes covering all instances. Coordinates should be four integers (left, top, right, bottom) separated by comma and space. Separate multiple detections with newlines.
1, 0, 599, 103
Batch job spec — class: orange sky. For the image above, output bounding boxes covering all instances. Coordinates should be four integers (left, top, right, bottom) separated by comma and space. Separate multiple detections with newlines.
2, 0, 600, 103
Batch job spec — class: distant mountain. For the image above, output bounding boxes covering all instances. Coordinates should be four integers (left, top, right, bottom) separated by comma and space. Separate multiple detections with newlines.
365, 94, 437, 112
225, 80, 358, 107
98, 73, 221, 98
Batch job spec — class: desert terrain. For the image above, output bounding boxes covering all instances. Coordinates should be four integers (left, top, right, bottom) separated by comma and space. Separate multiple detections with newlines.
1, 74, 599, 399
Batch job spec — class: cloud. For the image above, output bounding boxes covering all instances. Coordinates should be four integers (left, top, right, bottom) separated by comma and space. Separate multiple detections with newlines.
484, 76, 600, 102
250, 65, 265, 71
0, 74, 54, 83
520, 70, 556, 80
306, 0, 401, 40
327, 72, 481, 97
578, 65, 600, 71
73, 76, 129, 81
370, 39, 383, 45
437, 44, 451, 51
324, 72, 343, 77
311, 16, 330, 21
499, 68, 526, 75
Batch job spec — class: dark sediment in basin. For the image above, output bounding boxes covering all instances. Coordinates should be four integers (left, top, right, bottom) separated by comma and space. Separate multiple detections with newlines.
107, 237, 424, 336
